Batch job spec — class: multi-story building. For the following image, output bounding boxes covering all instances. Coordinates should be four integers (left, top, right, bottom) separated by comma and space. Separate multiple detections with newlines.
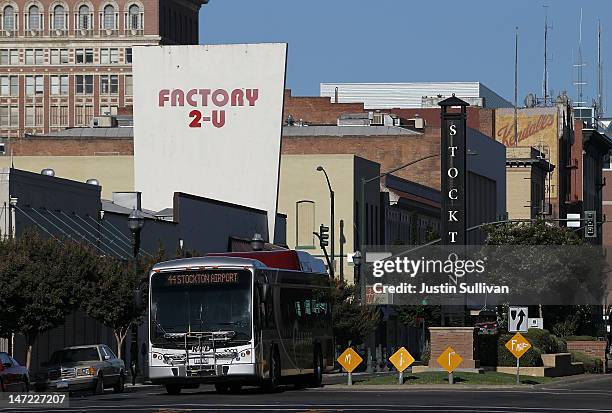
0, 0, 207, 142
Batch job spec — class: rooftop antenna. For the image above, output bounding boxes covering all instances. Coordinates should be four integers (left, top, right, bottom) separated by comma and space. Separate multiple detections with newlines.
514, 26, 519, 147
597, 21, 604, 118
573, 8, 587, 107
542, 5, 552, 106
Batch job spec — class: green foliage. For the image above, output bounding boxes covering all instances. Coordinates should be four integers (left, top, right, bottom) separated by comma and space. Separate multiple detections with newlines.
523, 328, 566, 354
483, 219, 583, 246
477, 334, 499, 367
497, 333, 543, 367
0, 230, 100, 367
330, 280, 380, 347
571, 351, 603, 373
397, 305, 441, 328
551, 317, 579, 338
565, 335, 598, 341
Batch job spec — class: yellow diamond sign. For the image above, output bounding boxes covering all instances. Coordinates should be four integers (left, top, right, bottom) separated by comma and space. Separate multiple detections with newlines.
436, 346, 463, 373
389, 347, 415, 373
505, 332, 531, 359
337, 347, 363, 373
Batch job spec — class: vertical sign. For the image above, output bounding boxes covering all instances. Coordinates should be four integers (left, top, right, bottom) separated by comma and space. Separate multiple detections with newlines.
439, 95, 469, 245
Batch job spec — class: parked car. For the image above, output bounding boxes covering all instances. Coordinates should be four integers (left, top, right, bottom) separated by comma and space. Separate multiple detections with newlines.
35, 345, 125, 394
0, 352, 29, 392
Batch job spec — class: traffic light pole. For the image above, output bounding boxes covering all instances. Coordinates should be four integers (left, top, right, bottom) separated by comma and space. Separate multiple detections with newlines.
313, 231, 332, 278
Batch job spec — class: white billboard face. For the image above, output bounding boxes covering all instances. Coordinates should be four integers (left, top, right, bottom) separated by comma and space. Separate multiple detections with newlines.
133, 44, 287, 242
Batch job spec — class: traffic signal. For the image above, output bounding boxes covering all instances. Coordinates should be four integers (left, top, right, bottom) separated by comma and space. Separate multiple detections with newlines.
319, 224, 329, 247
584, 210, 597, 238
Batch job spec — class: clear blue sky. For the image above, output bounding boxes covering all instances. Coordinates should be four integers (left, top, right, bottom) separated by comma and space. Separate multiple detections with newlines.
201, 0, 612, 114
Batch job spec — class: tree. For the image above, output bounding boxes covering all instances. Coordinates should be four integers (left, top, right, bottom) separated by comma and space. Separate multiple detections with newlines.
83, 247, 167, 359
0, 230, 98, 369
482, 220, 606, 321
330, 280, 380, 347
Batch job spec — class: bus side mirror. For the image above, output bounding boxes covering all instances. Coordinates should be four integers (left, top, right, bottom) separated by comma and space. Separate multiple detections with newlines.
260, 283, 270, 301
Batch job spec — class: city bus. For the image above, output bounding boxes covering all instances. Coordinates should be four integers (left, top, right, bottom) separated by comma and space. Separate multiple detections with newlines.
147, 250, 334, 394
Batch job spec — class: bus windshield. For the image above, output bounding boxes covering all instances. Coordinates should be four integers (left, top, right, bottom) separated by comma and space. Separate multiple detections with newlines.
150, 270, 252, 347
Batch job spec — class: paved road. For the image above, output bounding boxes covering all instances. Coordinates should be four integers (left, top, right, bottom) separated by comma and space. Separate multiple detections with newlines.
3, 375, 612, 412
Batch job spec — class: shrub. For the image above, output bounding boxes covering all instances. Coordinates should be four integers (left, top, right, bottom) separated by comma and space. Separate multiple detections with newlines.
477, 334, 499, 367
552, 318, 578, 338
524, 328, 566, 354
497, 333, 543, 367
571, 351, 603, 374
565, 335, 598, 341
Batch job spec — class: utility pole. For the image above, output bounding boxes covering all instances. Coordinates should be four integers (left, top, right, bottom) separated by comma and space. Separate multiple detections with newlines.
514, 26, 519, 146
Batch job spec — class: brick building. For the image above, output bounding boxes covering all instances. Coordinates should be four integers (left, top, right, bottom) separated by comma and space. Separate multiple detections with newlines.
0, 0, 207, 144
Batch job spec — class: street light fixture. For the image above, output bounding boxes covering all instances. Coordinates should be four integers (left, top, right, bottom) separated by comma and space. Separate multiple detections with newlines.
316, 166, 335, 278
353, 251, 362, 284
251, 233, 265, 251
128, 209, 145, 258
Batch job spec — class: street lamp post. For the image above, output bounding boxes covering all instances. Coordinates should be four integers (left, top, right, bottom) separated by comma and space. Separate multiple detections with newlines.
128, 208, 145, 304
359, 154, 441, 256
353, 250, 362, 284
317, 166, 335, 278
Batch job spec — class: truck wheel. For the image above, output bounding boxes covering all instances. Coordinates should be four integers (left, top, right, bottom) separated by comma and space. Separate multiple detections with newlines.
214, 383, 229, 394
229, 384, 242, 393
165, 384, 182, 395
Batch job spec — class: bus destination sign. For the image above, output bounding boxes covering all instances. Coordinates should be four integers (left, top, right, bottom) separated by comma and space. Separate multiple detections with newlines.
164, 272, 240, 286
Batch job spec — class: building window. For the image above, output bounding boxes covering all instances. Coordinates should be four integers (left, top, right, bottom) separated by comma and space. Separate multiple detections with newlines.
78, 4, 89, 29
296, 200, 315, 248
50, 105, 68, 126
3, 5, 14, 31
128, 4, 140, 29
125, 75, 132, 95
103, 4, 115, 29
75, 74, 93, 94
0, 49, 18, 65
0, 105, 18, 126
125, 47, 132, 63
25, 75, 43, 95
75, 48, 93, 63
25, 49, 44, 65
25, 105, 43, 126
100, 48, 119, 64
100, 105, 117, 115
75, 104, 93, 125
28, 5, 40, 30
50, 75, 68, 95
0, 75, 18, 96
53, 4, 65, 29
100, 74, 118, 94
50, 48, 68, 64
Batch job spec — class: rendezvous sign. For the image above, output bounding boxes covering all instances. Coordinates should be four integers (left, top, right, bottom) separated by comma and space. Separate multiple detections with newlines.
361, 245, 607, 306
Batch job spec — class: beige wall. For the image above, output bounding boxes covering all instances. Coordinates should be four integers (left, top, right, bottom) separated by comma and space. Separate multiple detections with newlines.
506, 167, 533, 219
279, 154, 360, 282
0, 156, 134, 199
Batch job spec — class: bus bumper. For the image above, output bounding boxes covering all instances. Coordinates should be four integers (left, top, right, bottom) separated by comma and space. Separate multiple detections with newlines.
149, 363, 257, 384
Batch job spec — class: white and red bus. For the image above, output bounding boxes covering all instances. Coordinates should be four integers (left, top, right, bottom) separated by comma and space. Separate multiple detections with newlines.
147, 250, 334, 394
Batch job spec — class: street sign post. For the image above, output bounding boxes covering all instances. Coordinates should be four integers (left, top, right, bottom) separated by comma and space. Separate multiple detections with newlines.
389, 347, 415, 384
509, 306, 529, 332
505, 332, 532, 384
436, 346, 463, 384
337, 347, 363, 386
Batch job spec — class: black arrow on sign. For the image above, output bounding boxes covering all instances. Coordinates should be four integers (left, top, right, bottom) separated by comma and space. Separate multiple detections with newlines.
517, 309, 526, 330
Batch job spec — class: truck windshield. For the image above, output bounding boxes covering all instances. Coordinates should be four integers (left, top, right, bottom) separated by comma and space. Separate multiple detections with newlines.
150, 270, 252, 346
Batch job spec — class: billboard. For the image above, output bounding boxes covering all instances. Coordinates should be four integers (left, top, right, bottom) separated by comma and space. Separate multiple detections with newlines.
495, 108, 559, 198
133, 44, 287, 242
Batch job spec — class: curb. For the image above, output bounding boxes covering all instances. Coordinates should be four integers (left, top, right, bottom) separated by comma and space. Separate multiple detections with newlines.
317, 384, 535, 391
533, 373, 610, 389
